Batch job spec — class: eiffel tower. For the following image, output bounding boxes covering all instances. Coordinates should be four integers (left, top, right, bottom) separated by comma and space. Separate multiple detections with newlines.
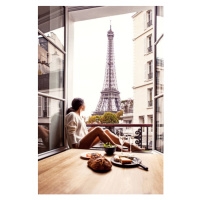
93, 23, 121, 115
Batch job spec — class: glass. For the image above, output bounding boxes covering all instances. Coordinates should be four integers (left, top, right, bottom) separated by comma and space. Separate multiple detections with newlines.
119, 132, 125, 155
38, 35, 64, 98
155, 97, 164, 153
156, 6, 164, 41
156, 37, 164, 95
38, 96, 64, 154
128, 134, 134, 155
38, 6, 65, 50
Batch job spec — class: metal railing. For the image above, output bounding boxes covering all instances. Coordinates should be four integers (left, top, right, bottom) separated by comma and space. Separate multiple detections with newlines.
124, 108, 133, 114
147, 20, 152, 27
148, 100, 153, 107
86, 123, 153, 150
156, 58, 164, 67
147, 46, 152, 53
148, 72, 153, 79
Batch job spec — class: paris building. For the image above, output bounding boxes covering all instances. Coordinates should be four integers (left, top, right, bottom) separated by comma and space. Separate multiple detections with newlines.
132, 10, 154, 139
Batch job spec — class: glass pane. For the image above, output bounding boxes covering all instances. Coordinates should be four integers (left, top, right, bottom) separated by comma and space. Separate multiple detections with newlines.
38, 35, 64, 98
155, 97, 164, 153
38, 96, 64, 154
38, 6, 65, 50
156, 6, 164, 40
156, 37, 164, 95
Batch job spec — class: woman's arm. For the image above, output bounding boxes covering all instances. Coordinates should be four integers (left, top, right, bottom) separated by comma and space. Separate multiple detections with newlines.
65, 113, 78, 148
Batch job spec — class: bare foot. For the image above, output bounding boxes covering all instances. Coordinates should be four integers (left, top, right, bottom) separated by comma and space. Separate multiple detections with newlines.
128, 144, 144, 152
116, 144, 128, 152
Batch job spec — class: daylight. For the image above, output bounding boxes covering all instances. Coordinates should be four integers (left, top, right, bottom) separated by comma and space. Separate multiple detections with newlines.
73, 13, 135, 118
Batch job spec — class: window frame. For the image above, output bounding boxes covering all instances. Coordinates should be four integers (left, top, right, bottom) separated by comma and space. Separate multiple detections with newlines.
147, 10, 152, 27
38, 6, 156, 159
146, 34, 152, 53
38, 6, 69, 160
147, 87, 153, 107
153, 6, 164, 153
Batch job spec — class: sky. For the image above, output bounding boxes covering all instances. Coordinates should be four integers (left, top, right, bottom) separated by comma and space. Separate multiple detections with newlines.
73, 13, 135, 118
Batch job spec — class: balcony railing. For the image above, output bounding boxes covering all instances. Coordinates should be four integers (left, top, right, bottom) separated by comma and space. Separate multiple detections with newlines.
148, 100, 153, 107
148, 72, 153, 79
86, 123, 153, 150
124, 108, 133, 114
156, 58, 164, 67
147, 46, 152, 53
147, 20, 152, 27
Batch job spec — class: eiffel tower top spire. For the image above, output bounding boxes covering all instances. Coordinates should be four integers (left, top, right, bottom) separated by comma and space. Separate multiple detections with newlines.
108, 21, 114, 36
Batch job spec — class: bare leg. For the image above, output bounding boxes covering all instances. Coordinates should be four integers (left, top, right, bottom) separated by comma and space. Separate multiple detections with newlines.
79, 127, 127, 151
88, 127, 95, 132
90, 136, 101, 147
104, 129, 143, 152
87, 127, 101, 147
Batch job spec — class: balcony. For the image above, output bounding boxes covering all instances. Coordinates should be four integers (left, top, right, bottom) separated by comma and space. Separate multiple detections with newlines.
124, 108, 133, 114
147, 20, 152, 27
148, 72, 153, 79
148, 100, 153, 107
156, 58, 164, 67
147, 46, 152, 53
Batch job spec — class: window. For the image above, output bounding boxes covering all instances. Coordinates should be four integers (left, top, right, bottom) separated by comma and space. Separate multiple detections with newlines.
147, 10, 152, 27
156, 38, 164, 95
144, 34, 152, 54
148, 88, 153, 107
144, 60, 153, 81
148, 60, 153, 80
155, 97, 164, 152
38, 96, 43, 117
38, 6, 67, 157
139, 116, 145, 132
148, 115, 153, 132
147, 35, 152, 53
38, 6, 65, 50
38, 35, 64, 98
144, 10, 152, 30
154, 6, 164, 153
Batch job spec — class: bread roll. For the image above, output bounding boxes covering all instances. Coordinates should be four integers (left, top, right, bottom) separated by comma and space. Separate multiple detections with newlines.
88, 155, 112, 172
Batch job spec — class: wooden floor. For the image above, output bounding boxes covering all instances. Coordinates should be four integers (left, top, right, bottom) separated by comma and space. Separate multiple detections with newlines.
38, 149, 163, 194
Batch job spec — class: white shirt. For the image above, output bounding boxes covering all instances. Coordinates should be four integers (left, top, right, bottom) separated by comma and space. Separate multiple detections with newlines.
65, 112, 88, 148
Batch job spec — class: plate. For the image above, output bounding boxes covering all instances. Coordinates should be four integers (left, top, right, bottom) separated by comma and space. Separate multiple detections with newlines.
110, 156, 142, 168
80, 152, 104, 160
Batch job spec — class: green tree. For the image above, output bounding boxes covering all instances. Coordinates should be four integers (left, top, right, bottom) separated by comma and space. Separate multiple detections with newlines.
87, 116, 97, 123
116, 110, 123, 120
87, 115, 101, 124
95, 115, 101, 122
100, 112, 119, 123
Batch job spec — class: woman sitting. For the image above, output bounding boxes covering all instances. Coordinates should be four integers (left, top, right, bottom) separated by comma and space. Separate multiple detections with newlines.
65, 98, 142, 152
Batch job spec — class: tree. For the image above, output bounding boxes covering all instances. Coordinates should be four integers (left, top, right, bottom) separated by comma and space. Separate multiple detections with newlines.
87, 115, 101, 124
95, 115, 101, 122
116, 110, 123, 120
100, 112, 119, 123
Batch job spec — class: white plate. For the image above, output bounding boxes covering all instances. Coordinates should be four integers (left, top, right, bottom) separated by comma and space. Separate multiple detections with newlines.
80, 152, 104, 159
